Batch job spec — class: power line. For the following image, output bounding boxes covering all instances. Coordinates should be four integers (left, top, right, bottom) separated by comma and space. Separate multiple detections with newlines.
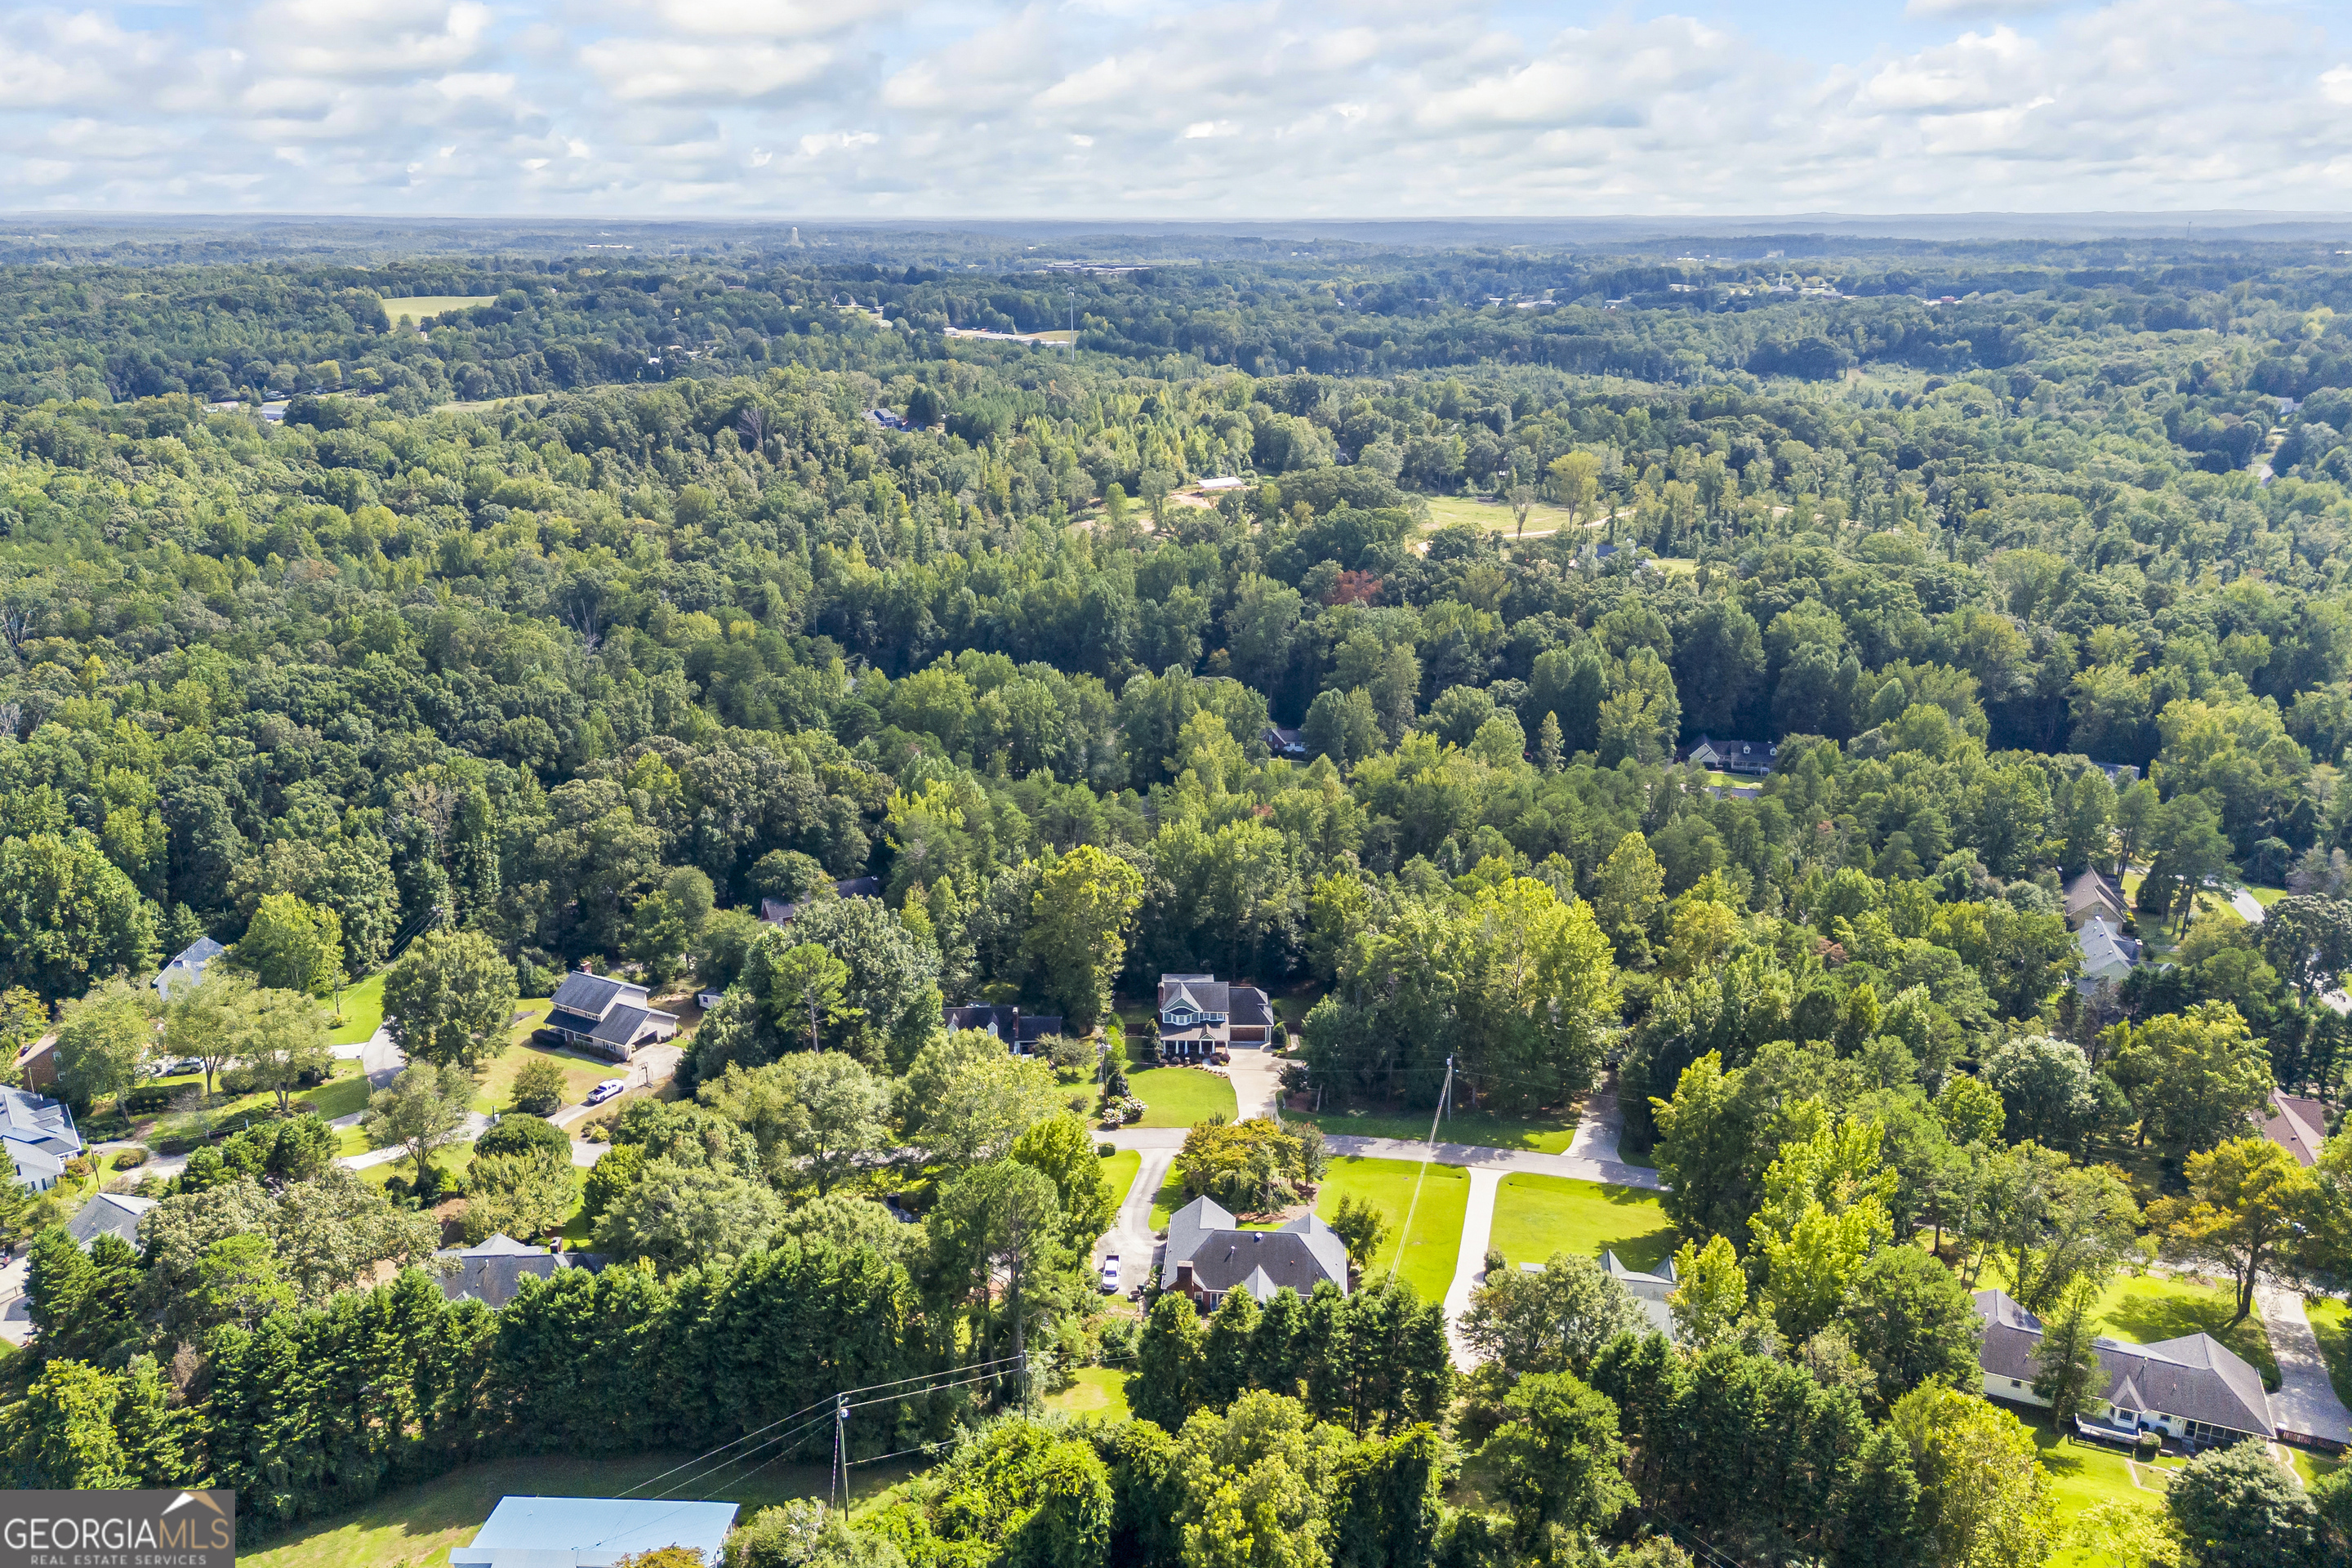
1388, 1055, 1451, 1287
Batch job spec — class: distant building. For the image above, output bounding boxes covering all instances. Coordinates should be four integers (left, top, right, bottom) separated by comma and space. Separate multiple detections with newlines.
1263, 725, 1308, 760
2063, 869, 2128, 931
434, 1235, 608, 1310
1198, 476, 1247, 492
539, 970, 678, 1062
2, 1083, 80, 1192
941, 1003, 1067, 1056
2259, 1089, 2327, 1167
154, 935, 226, 1003
1686, 736, 1777, 777
2075, 915, 2140, 994
451, 1496, 738, 1568
1165, 1195, 1349, 1304
759, 877, 884, 925
1974, 1287, 2273, 1447
67, 1192, 157, 1250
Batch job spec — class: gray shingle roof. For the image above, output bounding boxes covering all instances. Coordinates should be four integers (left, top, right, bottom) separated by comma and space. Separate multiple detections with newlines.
550, 972, 632, 1018
68, 1192, 155, 1249
2, 1084, 80, 1160
1973, 1288, 2273, 1437
1227, 987, 1275, 1028
154, 935, 227, 1002
434, 1234, 608, 1309
1165, 1196, 1348, 1298
2261, 1089, 2327, 1167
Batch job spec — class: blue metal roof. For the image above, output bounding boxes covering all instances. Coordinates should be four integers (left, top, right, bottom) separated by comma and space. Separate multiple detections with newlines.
451, 1496, 739, 1568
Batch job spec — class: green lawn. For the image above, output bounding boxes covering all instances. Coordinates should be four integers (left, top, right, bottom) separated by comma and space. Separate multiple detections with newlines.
328, 971, 387, 1046
141, 1058, 371, 1135
470, 1030, 617, 1116
1486, 1174, 1677, 1274
360, 1142, 474, 1192
1148, 1166, 1187, 1230
1045, 1366, 1131, 1422
238, 1450, 917, 1568
1421, 492, 1587, 537
1291, 1103, 1578, 1153
1128, 1067, 1237, 1129
2034, 1418, 2170, 1566
1314, 1156, 1471, 1303
1099, 1148, 1141, 1217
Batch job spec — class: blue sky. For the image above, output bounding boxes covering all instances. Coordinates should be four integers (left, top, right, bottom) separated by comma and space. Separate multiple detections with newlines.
1, 0, 2347, 216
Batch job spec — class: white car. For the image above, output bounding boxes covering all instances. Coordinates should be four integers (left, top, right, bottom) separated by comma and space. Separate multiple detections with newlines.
585, 1079, 627, 1107
1099, 1255, 1120, 1294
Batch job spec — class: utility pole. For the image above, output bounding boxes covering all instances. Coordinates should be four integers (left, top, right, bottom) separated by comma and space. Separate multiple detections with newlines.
831, 1397, 849, 1513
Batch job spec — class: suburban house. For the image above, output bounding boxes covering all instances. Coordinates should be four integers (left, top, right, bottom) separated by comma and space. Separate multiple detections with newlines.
434, 1235, 608, 1309
2075, 915, 2140, 994
1263, 724, 1309, 760
68, 1192, 157, 1250
1156, 973, 1276, 1058
452, 1496, 739, 1568
1973, 1288, 2274, 1448
1686, 736, 1778, 777
539, 970, 679, 1062
13, 1033, 56, 1093
154, 934, 226, 1003
2260, 1089, 2328, 1166
2063, 869, 2128, 930
758, 876, 883, 925
942, 1004, 1067, 1054
1165, 1195, 1349, 1304
2, 1083, 81, 1192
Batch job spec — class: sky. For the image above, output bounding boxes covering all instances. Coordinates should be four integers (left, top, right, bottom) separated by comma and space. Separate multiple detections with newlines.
0, 0, 2348, 218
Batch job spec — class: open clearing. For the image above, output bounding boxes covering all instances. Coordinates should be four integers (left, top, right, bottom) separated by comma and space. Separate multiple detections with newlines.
1421, 492, 1588, 537
1291, 1102, 1579, 1153
380, 296, 493, 329
1314, 1156, 1470, 1302
328, 971, 386, 1045
1486, 1174, 1677, 1273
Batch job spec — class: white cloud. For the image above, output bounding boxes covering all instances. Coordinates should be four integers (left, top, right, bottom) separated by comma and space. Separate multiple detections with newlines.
0, 0, 2345, 215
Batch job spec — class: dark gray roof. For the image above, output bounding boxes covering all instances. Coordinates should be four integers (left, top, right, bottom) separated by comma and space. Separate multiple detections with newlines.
68, 1192, 154, 1249
1165, 1196, 1348, 1299
1160, 974, 1231, 1016
1014, 1015, 1063, 1045
550, 972, 632, 1018
434, 1235, 608, 1309
1227, 987, 1274, 1027
1974, 1289, 2272, 1437
946, 1004, 1019, 1038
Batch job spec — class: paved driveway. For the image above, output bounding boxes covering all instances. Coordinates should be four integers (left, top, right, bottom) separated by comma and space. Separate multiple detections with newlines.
2259, 1283, 2352, 1446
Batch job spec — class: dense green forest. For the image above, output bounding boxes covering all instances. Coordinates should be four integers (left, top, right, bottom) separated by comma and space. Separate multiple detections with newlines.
7, 229, 2352, 1566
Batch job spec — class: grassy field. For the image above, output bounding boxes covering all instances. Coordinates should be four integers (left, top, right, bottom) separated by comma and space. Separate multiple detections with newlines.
328, 971, 386, 1045
1099, 1147, 1141, 1214
1486, 1174, 1677, 1273
2034, 1417, 2172, 1566
1315, 1156, 1470, 1302
470, 1028, 618, 1116
1045, 1366, 1131, 1421
238, 1451, 916, 1568
1127, 1067, 1236, 1129
379, 296, 493, 330
1292, 1103, 1578, 1153
1421, 492, 1588, 537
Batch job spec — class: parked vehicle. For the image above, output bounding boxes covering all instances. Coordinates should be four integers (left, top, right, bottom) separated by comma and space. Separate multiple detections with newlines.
585, 1079, 627, 1107
1099, 1255, 1120, 1294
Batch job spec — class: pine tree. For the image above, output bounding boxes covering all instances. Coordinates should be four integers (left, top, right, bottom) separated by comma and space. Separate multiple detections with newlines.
1129, 1291, 1205, 1431
2032, 1277, 2105, 1428
1200, 1286, 1260, 1410
1535, 710, 1563, 773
